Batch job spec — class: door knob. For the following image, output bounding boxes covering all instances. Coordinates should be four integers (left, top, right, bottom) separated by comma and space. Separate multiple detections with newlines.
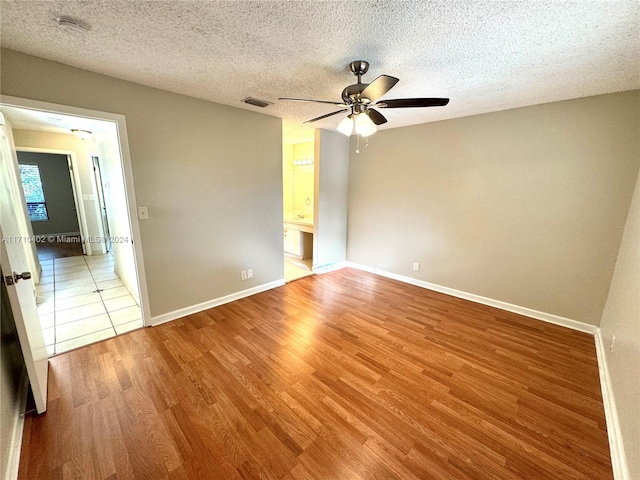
14, 272, 32, 281
3, 271, 32, 285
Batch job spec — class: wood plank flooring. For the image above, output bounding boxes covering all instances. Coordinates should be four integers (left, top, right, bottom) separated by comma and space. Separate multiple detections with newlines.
18, 268, 612, 479
36, 236, 84, 261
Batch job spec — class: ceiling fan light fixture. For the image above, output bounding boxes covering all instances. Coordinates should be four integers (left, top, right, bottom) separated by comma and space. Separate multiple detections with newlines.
71, 129, 93, 140
280, 60, 449, 142
355, 113, 377, 137
337, 115, 354, 136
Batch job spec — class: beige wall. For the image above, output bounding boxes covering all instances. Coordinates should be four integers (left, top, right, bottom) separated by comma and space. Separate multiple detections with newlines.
347, 91, 640, 325
2, 49, 283, 317
283, 142, 293, 214
96, 136, 139, 302
283, 141, 315, 219
292, 141, 314, 218
314, 129, 349, 269
599, 168, 640, 479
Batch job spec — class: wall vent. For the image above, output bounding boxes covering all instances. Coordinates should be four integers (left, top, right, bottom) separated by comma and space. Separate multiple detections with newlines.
242, 97, 272, 108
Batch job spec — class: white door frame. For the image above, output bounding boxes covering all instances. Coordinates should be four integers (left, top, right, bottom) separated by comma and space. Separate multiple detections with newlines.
1, 95, 153, 328
15, 147, 92, 255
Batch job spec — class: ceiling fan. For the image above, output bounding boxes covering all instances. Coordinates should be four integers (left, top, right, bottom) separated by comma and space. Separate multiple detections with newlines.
279, 60, 449, 137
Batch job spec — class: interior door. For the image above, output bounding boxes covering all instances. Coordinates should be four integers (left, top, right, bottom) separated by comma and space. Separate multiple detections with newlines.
1, 125, 48, 414
92, 156, 111, 253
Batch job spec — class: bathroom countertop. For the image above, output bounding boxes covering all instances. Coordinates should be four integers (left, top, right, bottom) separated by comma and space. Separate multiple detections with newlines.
284, 217, 314, 227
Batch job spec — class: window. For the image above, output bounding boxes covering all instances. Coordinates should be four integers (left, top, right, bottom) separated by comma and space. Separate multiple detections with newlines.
18, 163, 49, 222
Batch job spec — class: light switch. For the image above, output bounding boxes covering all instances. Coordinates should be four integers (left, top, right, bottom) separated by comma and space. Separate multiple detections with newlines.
137, 206, 149, 220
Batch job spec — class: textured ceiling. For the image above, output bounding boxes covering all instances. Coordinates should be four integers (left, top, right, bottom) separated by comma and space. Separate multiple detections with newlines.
1, 1, 638, 143
1, 105, 117, 136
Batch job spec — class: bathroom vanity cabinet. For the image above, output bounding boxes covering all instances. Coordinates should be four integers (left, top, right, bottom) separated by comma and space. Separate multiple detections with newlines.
284, 222, 313, 259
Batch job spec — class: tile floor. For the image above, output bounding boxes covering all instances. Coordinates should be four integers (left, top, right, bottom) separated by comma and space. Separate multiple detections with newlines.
36, 253, 143, 356
284, 256, 314, 283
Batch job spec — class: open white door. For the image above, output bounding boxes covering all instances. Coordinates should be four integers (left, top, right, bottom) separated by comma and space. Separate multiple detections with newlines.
1, 124, 48, 413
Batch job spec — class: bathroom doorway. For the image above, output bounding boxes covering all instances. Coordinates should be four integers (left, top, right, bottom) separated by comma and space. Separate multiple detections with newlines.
283, 140, 315, 282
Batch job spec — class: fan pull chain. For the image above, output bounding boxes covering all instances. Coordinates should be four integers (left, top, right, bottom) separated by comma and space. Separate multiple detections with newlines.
356, 134, 360, 154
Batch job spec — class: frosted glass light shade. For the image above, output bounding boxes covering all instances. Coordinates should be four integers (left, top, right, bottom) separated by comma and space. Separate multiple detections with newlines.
71, 129, 93, 140
355, 113, 377, 137
337, 115, 354, 136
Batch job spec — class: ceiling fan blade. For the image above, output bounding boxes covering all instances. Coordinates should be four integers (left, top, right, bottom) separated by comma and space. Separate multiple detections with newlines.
279, 97, 346, 106
303, 109, 349, 124
367, 108, 387, 125
376, 98, 450, 108
360, 75, 399, 103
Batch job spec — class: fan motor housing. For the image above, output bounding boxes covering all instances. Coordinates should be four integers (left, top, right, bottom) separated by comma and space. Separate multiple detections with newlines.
278, 59, 449, 126
342, 83, 369, 104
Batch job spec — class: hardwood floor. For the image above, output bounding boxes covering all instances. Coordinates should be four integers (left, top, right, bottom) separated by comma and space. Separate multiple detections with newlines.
19, 268, 612, 479
36, 236, 84, 261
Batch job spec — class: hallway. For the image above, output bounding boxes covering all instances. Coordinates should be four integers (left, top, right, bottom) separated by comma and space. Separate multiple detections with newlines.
36, 253, 143, 355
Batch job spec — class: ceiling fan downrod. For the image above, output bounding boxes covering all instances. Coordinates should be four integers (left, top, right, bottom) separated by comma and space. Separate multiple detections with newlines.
349, 60, 369, 84
342, 60, 371, 105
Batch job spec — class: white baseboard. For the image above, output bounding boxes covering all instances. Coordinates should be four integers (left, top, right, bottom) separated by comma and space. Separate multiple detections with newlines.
5, 369, 28, 480
150, 279, 285, 326
312, 261, 348, 274
344, 262, 597, 334
595, 328, 629, 480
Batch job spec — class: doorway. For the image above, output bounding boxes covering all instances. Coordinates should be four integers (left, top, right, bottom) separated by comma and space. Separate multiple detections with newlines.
283, 140, 315, 282
0, 97, 151, 359
17, 150, 86, 259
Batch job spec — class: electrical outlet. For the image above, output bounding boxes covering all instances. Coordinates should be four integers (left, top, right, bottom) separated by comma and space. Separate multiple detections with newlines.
610, 335, 616, 353
412, 262, 420, 272
247, 269, 253, 279
241, 270, 247, 281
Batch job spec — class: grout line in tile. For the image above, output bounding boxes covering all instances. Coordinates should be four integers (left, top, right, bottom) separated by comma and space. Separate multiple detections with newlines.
86, 260, 119, 332
53, 255, 92, 354
56, 315, 113, 343
49, 253, 137, 353
54, 325, 117, 353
